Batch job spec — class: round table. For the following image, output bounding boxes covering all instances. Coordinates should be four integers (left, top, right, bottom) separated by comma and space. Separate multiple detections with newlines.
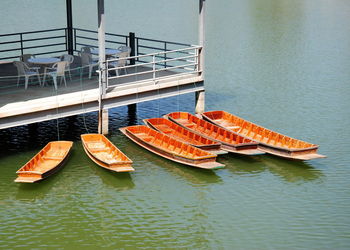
90, 48, 121, 57
28, 57, 61, 65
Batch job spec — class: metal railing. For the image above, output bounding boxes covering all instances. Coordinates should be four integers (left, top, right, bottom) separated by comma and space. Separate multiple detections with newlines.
105, 45, 202, 88
0, 27, 194, 61
0, 28, 68, 60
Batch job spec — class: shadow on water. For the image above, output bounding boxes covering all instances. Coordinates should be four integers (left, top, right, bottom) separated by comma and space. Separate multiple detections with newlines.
121, 137, 223, 185
88, 163, 135, 190
218, 153, 323, 183
15, 172, 59, 201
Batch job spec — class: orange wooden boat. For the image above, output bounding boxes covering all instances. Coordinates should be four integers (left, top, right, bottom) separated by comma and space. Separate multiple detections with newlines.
15, 141, 73, 183
143, 118, 227, 155
202, 110, 326, 160
81, 134, 134, 172
119, 125, 224, 170
165, 112, 264, 155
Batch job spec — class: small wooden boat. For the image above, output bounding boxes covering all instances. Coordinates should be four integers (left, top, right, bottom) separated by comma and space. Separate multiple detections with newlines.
143, 118, 227, 155
81, 134, 134, 172
202, 110, 326, 160
119, 125, 224, 170
165, 112, 264, 155
15, 141, 73, 183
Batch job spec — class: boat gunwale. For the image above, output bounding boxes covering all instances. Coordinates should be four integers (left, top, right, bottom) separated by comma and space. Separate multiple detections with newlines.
202, 110, 319, 152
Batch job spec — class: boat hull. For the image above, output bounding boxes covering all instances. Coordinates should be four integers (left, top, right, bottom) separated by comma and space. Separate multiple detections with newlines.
120, 126, 224, 170
81, 134, 134, 172
202, 110, 326, 160
15, 141, 73, 183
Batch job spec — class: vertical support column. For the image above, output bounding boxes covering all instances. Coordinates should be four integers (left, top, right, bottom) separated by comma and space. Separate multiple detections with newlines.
195, 90, 205, 114
196, 0, 206, 114
66, 0, 74, 55
128, 32, 137, 117
129, 32, 136, 65
97, 0, 107, 134
101, 109, 109, 135
198, 0, 206, 75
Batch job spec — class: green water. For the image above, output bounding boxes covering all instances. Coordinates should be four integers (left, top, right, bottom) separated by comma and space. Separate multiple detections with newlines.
1, 0, 350, 249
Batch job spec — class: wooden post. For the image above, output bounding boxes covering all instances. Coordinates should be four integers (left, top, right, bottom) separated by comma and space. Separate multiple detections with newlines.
195, 90, 205, 114
97, 0, 107, 134
66, 0, 74, 55
127, 104, 137, 126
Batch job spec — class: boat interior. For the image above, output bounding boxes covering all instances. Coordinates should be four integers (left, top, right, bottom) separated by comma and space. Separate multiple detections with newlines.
124, 125, 215, 159
203, 111, 317, 150
82, 134, 131, 165
17, 141, 71, 173
167, 112, 253, 145
144, 118, 219, 147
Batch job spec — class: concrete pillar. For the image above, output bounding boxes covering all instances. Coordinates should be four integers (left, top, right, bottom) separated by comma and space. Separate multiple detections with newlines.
195, 90, 205, 114
100, 109, 109, 135
198, 0, 206, 74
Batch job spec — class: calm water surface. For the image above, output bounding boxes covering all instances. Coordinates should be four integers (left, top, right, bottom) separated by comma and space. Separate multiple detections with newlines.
1, 0, 350, 249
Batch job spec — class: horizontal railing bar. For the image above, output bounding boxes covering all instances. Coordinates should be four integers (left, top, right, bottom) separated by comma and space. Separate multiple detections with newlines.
0, 40, 21, 45
136, 37, 191, 47
23, 43, 66, 50
0, 48, 21, 53
74, 28, 98, 34
0, 28, 66, 37
76, 35, 98, 41
21, 35, 66, 43
108, 62, 198, 80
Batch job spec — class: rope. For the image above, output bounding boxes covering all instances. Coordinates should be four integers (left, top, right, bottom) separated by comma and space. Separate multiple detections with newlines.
80, 65, 90, 134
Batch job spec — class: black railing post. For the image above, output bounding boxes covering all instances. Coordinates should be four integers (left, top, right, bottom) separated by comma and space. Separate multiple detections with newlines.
20, 34, 24, 56
129, 32, 136, 65
66, 0, 74, 55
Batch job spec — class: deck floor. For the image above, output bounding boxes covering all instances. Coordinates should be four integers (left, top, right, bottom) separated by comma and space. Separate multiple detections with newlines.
0, 58, 179, 109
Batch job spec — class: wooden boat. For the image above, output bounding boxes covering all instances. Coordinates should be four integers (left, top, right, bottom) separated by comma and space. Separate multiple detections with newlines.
81, 134, 134, 172
143, 118, 227, 155
202, 110, 326, 160
15, 141, 73, 183
119, 125, 224, 170
165, 112, 264, 155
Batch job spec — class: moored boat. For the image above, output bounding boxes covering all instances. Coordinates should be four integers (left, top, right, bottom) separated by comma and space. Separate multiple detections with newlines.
202, 110, 326, 160
143, 117, 227, 155
15, 141, 73, 183
165, 112, 264, 155
119, 125, 224, 170
81, 134, 134, 172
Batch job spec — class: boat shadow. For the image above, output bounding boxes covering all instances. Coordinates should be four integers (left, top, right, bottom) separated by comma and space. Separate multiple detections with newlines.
121, 137, 223, 186
88, 163, 135, 190
217, 153, 323, 182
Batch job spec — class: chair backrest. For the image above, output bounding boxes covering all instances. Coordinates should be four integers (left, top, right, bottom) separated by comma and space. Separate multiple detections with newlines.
81, 47, 92, 54
117, 52, 129, 67
61, 54, 74, 64
81, 52, 92, 66
13, 61, 29, 75
52, 61, 68, 76
118, 46, 131, 55
20, 54, 35, 63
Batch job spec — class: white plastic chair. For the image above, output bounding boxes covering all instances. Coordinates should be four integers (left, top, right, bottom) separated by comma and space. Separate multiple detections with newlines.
80, 52, 99, 79
108, 51, 129, 76
13, 61, 42, 90
43, 61, 68, 90
60, 54, 74, 80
